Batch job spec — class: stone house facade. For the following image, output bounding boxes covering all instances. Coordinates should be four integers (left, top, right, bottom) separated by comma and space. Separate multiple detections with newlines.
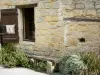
0, 0, 100, 58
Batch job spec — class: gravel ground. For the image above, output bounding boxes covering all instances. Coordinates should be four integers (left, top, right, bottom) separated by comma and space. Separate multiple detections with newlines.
0, 66, 48, 75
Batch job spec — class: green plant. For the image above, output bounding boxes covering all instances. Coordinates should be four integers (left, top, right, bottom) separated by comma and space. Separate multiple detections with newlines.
0, 43, 48, 73
0, 43, 30, 68
0, 49, 2, 64
80, 52, 100, 75
14, 50, 30, 68
59, 55, 87, 75
59, 55, 70, 73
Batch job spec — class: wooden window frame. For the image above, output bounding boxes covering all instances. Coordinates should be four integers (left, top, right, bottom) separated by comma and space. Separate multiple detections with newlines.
17, 4, 37, 44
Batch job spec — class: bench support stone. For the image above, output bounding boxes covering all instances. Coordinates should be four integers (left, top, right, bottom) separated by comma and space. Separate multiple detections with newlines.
47, 61, 55, 74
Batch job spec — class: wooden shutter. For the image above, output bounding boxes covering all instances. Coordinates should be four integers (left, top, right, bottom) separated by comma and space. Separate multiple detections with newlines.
1, 9, 19, 44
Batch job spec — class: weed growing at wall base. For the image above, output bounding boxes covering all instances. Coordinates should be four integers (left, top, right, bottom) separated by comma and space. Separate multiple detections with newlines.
80, 52, 100, 75
0, 44, 30, 68
0, 43, 47, 73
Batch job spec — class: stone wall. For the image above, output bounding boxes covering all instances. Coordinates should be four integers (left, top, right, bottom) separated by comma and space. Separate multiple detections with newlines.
34, 0, 65, 57
0, 0, 100, 58
64, 21, 100, 53
10, 0, 65, 57
34, 0, 100, 57
63, 0, 100, 55
62, 0, 100, 18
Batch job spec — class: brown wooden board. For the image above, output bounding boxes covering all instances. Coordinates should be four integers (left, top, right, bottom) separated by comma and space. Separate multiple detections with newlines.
1, 9, 19, 44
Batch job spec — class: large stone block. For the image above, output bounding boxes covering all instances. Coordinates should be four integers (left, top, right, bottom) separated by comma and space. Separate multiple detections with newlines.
35, 29, 51, 36
86, 24, 100, 33
49, 9, 58, 16
35, 22, 52, 29
73, 10, 86, 17
35, 8, 41, 16
75, 3, 85, 9
72, 25, 89, 32
44, 3, 53, 9
63, 5, 74, 10
65, 36, 79, 47
95, 0, 100, 5
69, 31, 84, 38
38, 1, 45, 9
48, 22, 58, 25
35, 35, 52, 44
85, 1, 95, 9
39, 9, 50, 16
36, 17, 45, 23
69, 22, 100, 33
95, 4, 100, 9
74, 0, 84, 3
62, 0, 73, 5
97, 9, 100, 17
45, 16, 59, 22
77, 43, 92, 52
87, 41, 100, 48
43, 0, 59, 9
51, 16, 59, 22
84, 32, 100, 41
45, 16, 52, 22
86, 10, 97, 17
63, 10, 73, 18
52, 1, 60, 8
54, 26, 65, 37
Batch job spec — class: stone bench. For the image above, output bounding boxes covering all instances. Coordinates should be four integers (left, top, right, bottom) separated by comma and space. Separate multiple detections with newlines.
27, 54, 61, 74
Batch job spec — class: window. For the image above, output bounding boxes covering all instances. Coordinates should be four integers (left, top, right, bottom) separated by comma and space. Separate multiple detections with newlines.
22, 8, 35, 42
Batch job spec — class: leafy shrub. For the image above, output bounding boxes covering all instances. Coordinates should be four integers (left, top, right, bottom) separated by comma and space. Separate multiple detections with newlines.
0, 44, 30, 68
80, 52, 100, 75
59, 55, 87, 75
0, 49, 2, 64
59, 55, 70, 73
0, 43, 47, 73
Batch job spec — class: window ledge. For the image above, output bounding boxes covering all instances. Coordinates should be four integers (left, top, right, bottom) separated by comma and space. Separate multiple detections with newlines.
20, 41, 35, 45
